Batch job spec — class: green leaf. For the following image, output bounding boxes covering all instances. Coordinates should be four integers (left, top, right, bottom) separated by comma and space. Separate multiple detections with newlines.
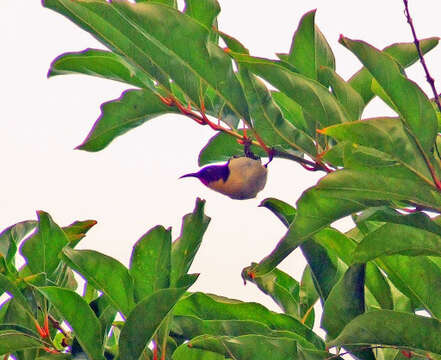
172, 316, 317, 349
259, 198, 296, 226
322, 264, 375, 359
299, 266, 317, 328
247, 163, 441, 277
257, 198, 343, 303
246, 268, 300, 317
77, 88, 180, 151
378, 255, 441, 319
188, 334, 298, 360
20, 211, 68, 278
322, 117, 433, 184
184, 0, 220, 29
173, 345, 226, 360
48, 49, 154, 88
340, 36, 438, 153
44, 1, 249, 120
271, 91, 309, 134
233, 54, 349, 135
237, 69, 317, 156
91, 295, 117, 341
198, 131, 265, 166
353, 221, 441, 262
129, 225, 171, 302
38, 286, 104, 360
0, 220, 37, 269
0, 330, 44, 354
173, 292, 324, 349
349, 37, 439, 105
287, 10, 335, 81
314, 228, 394, 310
119, 280, 197, 360
62, 219, 97, 248
301, 240, 345, 303
328, 310, 441, 355
318, 66, 364, 121
170, 198, 210, 286
62, 248, 135, 317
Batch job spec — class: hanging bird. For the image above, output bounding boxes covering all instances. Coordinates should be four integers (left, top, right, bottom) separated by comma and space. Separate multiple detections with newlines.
180, 156, 268, 200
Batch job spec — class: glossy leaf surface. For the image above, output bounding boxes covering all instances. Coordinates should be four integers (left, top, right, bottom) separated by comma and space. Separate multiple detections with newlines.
38, 286, 104, 360
170, 198, 210, 286
20, 211, 68, 277
48, 49, 154, 88
119, 282, 197, 360
129, 225, 171, 302
63, 248, 135, 317
77, 89, 180, 151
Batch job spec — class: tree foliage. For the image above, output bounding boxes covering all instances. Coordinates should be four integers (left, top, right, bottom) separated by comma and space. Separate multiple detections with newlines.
2, 0, 441, 359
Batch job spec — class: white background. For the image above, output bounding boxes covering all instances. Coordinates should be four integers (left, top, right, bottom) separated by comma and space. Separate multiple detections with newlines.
1, 0, 440, 321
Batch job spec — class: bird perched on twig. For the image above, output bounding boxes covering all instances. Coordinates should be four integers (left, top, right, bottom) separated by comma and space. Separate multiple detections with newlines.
180, 156, 268, 200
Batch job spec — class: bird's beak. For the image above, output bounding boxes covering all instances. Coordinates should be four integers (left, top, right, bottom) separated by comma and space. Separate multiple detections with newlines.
179, 172, 199, 179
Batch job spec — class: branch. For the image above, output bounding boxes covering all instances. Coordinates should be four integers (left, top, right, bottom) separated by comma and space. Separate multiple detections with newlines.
158, 95, 332, 173
403, 0, 441, 113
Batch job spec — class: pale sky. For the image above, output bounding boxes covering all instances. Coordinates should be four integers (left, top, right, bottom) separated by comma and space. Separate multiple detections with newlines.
1, 1, 440, 316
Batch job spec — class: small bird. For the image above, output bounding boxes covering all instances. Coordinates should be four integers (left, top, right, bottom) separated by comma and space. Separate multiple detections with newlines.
180, 156, 268, 200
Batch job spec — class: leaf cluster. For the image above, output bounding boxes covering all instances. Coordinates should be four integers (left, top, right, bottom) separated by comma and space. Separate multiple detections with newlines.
3, 0, 441, 359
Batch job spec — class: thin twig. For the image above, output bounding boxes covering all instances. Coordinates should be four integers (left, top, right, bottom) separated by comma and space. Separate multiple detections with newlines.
403, 0, 441, 114
403, 0, 441, 169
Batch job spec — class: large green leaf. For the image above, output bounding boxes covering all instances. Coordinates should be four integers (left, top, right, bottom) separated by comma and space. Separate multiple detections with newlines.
170, 198, 210, 286
173, 345, 225, 360
188, 334, 298, 360
20, 211, 68, 277
271, 91, 309, 134
0, 220, 37, 270
322, 117, 432, 184
77, 88, 180, 151
245, 268, 300, 317
233, 54, 349, 135
62, 248, 135, 317
238, 69, 317, 156
184, 0, 220, 30
314, 228, 394, 310
247, 164, 441, 277
322, 264, 375, 360
349, 37, 439, 105
44, 0, 249, 121
328, 310, 441, 355
353, 222, 441, 262
48, 49, 154, 88
287, 10, 335, 81
119, 280, 197, 360
259, 197, 391, 310
171, 316, 318, 349
378, 255, 441, 319
0, 330, 44, 354
173, 292, 324, 349
318, 66, 364, 121
340, 36, 438, 153
129, 225, 171, 302
257, 198, 343, 303
38, 287, 104, 360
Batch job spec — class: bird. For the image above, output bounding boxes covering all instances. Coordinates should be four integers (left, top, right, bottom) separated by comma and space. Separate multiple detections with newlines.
180, 156, 268, 200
